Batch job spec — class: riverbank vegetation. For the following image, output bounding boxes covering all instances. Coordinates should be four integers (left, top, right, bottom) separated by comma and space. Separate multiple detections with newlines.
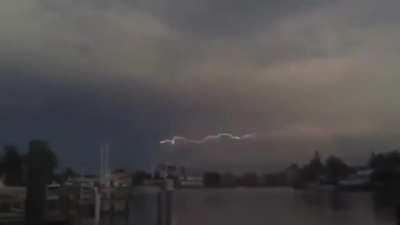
3, 142, 400, 193
202, 150, 400, 191
0, 140, 58, 186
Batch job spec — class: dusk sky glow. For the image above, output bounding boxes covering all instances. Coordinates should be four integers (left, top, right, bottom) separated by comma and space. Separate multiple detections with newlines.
1, 0, 400, 172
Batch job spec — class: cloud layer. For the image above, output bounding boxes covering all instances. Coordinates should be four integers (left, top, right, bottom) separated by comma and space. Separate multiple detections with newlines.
1, 0, 400, 171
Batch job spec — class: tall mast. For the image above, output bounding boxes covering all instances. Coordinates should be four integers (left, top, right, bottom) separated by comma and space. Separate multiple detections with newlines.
99, 145, 103, 185
99, 142, 112, 187
99, 144, 107, 185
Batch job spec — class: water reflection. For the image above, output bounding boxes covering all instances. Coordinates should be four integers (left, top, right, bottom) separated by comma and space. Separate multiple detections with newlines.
173, 188, 396, 225
372, 190, 399, 224
294, 190, 352, 211
102, 188, 398, 225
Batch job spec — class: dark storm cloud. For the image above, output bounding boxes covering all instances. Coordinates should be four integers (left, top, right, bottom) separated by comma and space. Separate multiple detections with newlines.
133, 0, 328, 38
0, 67, 174, 170
1, 0, 400, 171
42, 0, 325, 37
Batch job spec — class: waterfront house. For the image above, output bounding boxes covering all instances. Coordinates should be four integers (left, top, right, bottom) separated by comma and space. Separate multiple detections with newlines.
338, 169, 373, 188
178, 176, 203, 188
111, 170, 132, 187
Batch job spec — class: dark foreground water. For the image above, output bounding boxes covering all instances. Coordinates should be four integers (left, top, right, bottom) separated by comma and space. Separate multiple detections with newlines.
107, 188, 398, 225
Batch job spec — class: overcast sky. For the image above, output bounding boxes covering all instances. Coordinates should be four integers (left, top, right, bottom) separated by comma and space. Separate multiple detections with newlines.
1, 0, 400, 172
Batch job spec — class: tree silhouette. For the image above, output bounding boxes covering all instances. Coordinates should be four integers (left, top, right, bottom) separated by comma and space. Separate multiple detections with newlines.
302, 151, 324, 182
239, 172, 259, 187
325, 155, 352, 184
60, 167, 78, 183
203, 172, 221, 187
132, 170, 151, 186
25, 140, 58, 225
2, 145, 23, 186
369, 151, 400, 186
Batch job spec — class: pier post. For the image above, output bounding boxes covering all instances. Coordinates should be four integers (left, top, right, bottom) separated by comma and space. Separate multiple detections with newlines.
157, 179, 174, 225
94, 187, 101, 225
165, 190, 172, 225
157, 191, 164, 225
25, 141, 53, 225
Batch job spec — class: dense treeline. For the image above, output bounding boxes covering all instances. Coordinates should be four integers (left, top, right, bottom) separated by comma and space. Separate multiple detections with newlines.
0, 140, 58, 186
3, 141, 400, 191
369, 151, 400, 188
202, 151, 355, 188
201, 150, 400, 189
0, 140, 59, 225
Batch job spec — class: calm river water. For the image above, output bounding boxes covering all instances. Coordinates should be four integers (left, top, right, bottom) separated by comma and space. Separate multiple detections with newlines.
107, 188, 398, 225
